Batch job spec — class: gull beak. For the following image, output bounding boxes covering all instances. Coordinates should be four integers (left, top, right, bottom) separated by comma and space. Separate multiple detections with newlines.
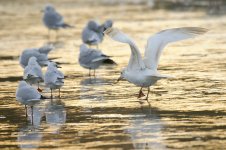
57, 65, 62, 68
116, 75, 123, 83
111, 75, 123, 86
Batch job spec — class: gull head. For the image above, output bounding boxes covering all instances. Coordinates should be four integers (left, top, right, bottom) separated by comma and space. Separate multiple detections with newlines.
43, 4, 55, 13
116, 69, 126, 83
48, 62, 61, 69
38, 44, 54, 54
28, 57, 38, 66
87, 20, 99, 31
103, 19, 113, 32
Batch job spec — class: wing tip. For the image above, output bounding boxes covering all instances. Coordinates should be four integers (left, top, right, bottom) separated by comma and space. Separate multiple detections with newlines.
184, 27, 209, 35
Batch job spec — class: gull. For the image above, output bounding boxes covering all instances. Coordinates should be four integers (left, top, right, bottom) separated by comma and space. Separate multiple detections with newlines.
105, 27, 208, 100
23, 57, 44, 92
19, 45, 54, 68
42, 4, 73, 39
82, 19, 113, 49
79, 44, 116, 76
16, 81, 46, 124
44, 62, 64, 98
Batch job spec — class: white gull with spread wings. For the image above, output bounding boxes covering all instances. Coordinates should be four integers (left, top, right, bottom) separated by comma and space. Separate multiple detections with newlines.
105, 27, 207, 100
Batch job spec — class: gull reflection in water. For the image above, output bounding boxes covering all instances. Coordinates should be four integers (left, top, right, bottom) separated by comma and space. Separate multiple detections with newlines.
18, 104, 45, 150
80, 77, 110, 113
26, 103, 46, 127
17, 125, 42, 150
80, 77, 109, 100
126, 105, 166, 150
17, 100, 66, 149
17, 101, 46, 149
45, 100, 66, 134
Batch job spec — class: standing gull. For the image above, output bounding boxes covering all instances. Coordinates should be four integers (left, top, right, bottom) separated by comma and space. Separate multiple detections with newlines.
23, 57, 44, 92
105, 27, 208, 100
16, 81, 46, 124
42, 4, 73, 39
44, 62, 64, 98
79, 44, 116, 76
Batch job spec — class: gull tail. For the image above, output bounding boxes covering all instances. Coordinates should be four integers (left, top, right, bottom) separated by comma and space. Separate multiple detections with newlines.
92, 57, 117, 65
103, 58, 117, 65
61, 23, 74, 28
40, 95, 47, 99
158, 74, 175, 79
48, 57, 61, 61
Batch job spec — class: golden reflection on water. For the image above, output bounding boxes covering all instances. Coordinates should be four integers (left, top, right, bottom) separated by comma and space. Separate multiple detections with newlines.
0, 0, 226, 149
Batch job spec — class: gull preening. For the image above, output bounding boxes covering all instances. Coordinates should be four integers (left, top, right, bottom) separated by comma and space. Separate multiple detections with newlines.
42, 4, 73, 38
44, 62, 64, 98
19, 45, 54, 68
82, 20, 113, 48
79, 44, 116, 76
23, 57, 44, 92
16, 81, 46, 124
38, 44, 54, 55
105, 27, 208, 100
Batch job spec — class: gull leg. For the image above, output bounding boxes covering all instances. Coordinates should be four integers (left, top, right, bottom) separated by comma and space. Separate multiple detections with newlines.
89, 69, 91, 76
25, 105, 27, 118
37, 82, 42, 92
94, 70, 96, 77
138, 87, 145, 98
31, 106, 33, 125
144, 87, 150, 101
58, 88, 61, 98
51, 88, 53, 99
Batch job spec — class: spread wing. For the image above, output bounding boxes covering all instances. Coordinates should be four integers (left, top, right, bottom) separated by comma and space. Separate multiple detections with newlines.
144, 27, 208, 70
104, 28, 145, 70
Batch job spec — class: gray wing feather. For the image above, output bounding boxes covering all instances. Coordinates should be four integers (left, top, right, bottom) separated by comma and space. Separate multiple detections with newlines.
16, 86, 41, 101
20, 49, 49, 68
79, 49, 108, 66
43, 11, 64, 29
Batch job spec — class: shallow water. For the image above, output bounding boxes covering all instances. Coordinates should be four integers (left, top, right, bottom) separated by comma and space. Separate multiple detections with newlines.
0, 1, 226, 149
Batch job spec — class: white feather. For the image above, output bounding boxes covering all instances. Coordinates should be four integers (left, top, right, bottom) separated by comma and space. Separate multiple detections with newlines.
144, 27, 208, 70
104, 28, 145, 70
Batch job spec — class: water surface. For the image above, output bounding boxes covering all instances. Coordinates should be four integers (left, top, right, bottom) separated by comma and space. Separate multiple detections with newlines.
0, 1, 226, 149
